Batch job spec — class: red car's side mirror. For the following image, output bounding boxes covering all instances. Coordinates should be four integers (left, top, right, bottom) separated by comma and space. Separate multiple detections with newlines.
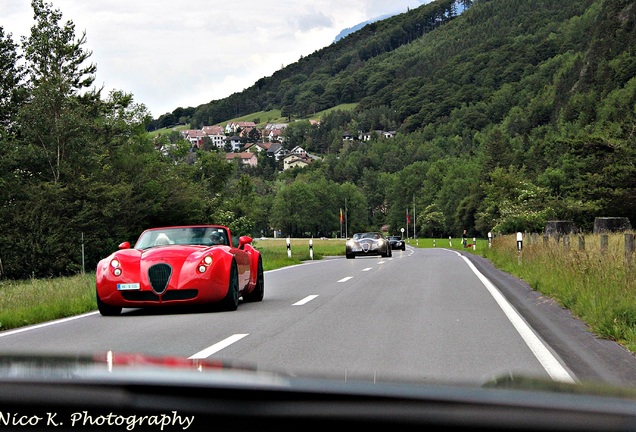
238, 236, 253, 250
118, 241, 131, 250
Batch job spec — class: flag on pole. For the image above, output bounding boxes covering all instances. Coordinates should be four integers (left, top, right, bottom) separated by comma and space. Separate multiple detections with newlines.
340, 208, 344, 223
406, 209, 411, 224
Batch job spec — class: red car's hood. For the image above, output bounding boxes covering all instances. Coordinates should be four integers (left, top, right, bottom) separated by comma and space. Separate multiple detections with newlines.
135, 245, 213, 263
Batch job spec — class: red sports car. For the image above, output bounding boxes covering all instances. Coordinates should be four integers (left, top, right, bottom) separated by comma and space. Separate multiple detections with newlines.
95, 225, 264, 316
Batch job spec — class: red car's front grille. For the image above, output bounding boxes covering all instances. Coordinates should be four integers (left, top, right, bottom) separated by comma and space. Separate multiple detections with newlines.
121, 289, 197, 302
121, 291, 160, 302
148, 263, 172, 294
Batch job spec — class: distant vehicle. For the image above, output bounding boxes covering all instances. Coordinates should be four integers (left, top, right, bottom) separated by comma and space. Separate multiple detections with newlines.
387, 235, 406, 251
95, 225, 264, 315
345, 232, 392, 259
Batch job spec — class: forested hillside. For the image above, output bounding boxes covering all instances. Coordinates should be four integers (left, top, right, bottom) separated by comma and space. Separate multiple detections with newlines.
1, 0, 635, 279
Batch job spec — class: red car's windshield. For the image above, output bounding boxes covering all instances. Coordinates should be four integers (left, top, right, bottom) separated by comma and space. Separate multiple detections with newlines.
135, 227, 229, 249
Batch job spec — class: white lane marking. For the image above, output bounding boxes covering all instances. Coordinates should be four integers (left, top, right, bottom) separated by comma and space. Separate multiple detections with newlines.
456, 252, 575, 383
189, 333, 249, 359
294, 295, 318, 305
338, 276, 353, 282
362, 268, 372, 272
0, 311, 99, 337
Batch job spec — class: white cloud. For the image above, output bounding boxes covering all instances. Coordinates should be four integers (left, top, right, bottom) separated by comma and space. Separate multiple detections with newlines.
1, 0, 430, 117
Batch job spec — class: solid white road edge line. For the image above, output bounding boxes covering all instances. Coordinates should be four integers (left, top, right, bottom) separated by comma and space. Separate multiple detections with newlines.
189, 333, 249, 359
0, 311, 99, 337
456, 252, 576, 383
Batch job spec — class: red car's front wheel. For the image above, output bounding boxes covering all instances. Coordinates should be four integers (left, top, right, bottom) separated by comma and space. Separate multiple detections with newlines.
96, 288, 122, 316
219, 261, 239, 311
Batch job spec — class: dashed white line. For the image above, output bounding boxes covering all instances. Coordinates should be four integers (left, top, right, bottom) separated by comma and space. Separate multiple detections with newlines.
338, 276, 353, 282
362, 268, 372, 272
293, 295, 318, 305
189, 333, 248, 359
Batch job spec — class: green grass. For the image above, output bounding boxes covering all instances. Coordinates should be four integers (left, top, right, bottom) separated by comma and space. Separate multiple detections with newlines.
148, 123, 189, 138
254, 237, 346, 271
0, 274, 97, 330
3, 233, 636, 355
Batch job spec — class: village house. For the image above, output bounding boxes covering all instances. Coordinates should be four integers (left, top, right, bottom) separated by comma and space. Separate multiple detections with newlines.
181, 129, 207, 148
283, 152, 313, 170
225, 136, 243, 152
266, 142, 285, 161
225, 152, 258, 167
342, 131, 355, 141
201, 125, 226, 148
263, 123, 287, 131
244, 142, 270, 153
224, 121, 257, 135
266, 128, 284, 143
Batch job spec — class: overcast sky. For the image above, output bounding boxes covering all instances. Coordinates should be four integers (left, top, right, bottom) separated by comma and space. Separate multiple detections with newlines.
2, 0, 432, 118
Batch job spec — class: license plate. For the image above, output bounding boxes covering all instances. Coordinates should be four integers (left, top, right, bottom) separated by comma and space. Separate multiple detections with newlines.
117, 283, 140, 290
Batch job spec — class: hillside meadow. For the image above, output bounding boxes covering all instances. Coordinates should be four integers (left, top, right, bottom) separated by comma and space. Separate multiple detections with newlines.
148, 103, 359, 137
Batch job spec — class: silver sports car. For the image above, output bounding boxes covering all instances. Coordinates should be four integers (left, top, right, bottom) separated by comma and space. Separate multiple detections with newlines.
345, 232, 392, 259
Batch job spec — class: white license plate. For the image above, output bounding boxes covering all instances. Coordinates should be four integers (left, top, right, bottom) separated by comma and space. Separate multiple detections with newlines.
117, 283, 140, 290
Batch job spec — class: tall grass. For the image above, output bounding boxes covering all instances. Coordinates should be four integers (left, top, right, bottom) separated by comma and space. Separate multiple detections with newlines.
0, 274, 96, 330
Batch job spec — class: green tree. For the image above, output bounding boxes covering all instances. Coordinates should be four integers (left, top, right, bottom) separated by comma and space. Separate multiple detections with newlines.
0, 27, 26, 133
18, 0, 98, 184
419, 204, 446, 238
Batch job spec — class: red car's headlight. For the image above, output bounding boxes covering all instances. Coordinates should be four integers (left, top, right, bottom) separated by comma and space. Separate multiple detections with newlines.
198, 255, 213, 273
110, 259, 122, 276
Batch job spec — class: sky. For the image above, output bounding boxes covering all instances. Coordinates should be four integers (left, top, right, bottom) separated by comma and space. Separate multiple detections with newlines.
2, 0, 432, 118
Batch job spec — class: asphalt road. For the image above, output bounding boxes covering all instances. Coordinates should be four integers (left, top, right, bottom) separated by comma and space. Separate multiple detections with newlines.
1, 246, 635, 386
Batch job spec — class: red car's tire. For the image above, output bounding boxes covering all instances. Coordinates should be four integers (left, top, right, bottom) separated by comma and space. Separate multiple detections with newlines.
96, 289, 122, 316
219, 260, 239, 311
243, 256, 264, 302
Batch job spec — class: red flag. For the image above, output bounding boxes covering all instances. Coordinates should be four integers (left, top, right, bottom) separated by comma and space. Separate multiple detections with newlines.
340, 208, 344, 223
406, 209, 411, 224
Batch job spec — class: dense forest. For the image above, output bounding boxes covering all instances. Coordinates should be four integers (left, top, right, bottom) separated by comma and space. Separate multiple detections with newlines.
1, 0, 635, 279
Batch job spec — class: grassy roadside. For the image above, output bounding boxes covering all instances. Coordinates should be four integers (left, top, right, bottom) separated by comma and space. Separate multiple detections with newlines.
1, 234, 635, 355
475, 233, 636, 353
